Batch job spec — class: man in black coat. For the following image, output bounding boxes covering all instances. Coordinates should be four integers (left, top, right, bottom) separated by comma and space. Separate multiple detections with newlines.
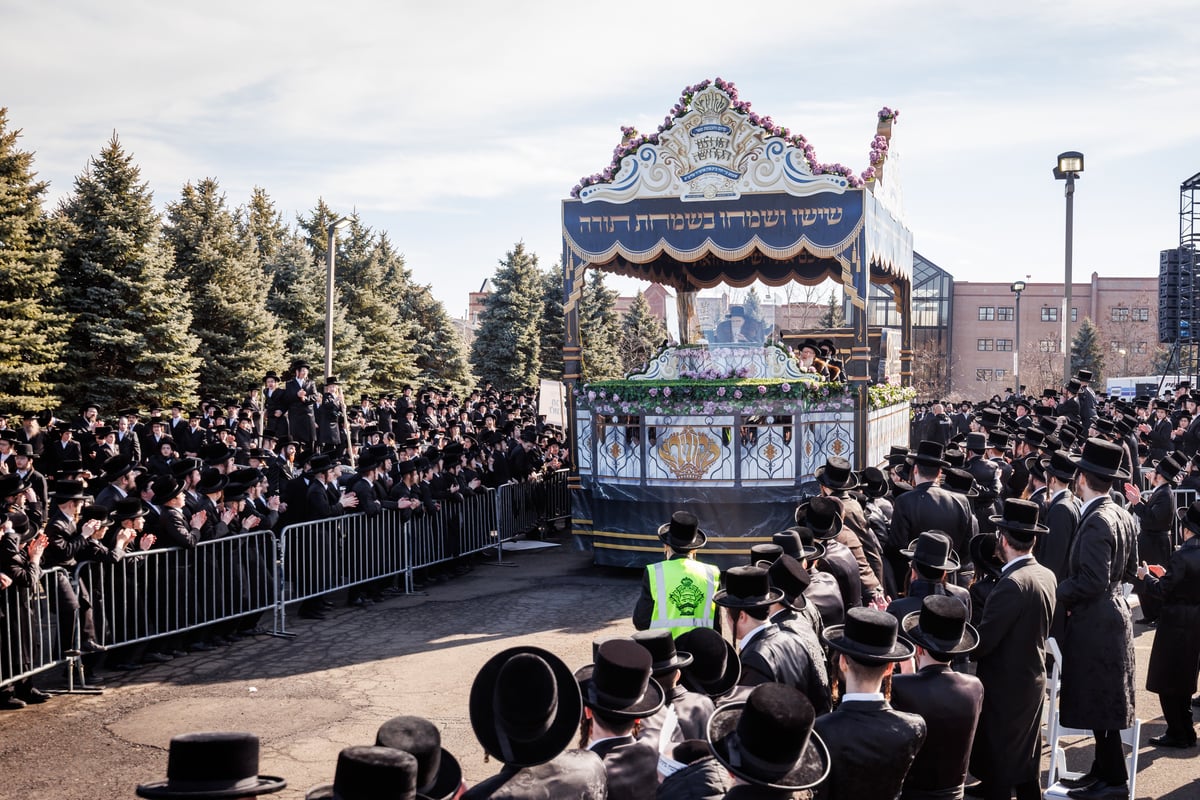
716, 565, 827, 715
1055, 439, 1138, 799
814, 607, 926, 800
1135, 499, 1200, 748
283, 359, 318, 449
888, 441, 976, 586
885, 530, 971, 624
892, 595, 985, 800
1124, 453, 1181, 624
803, 501, 863, 613
1038, 449, 1082, 584
765, 552, 831, 712
262, 371, 288, 438
969, 498, 1057, 800
631, 630, 715, 752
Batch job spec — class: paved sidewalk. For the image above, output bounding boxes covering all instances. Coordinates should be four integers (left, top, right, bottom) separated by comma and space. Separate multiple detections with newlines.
0, 541, 1195, 799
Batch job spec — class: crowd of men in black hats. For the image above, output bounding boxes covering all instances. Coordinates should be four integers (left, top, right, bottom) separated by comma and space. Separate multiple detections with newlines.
0, 361, 570, 707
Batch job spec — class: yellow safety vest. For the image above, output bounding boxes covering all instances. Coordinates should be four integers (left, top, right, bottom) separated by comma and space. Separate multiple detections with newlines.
647, 557, 720, 638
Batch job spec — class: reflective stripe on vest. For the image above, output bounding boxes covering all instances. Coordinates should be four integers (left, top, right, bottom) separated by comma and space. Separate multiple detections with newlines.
648, 559, 719, 637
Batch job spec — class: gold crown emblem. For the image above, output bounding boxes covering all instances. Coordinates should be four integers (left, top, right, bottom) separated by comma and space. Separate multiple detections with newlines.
658, 427, 721, 480
691, 88, 730, 119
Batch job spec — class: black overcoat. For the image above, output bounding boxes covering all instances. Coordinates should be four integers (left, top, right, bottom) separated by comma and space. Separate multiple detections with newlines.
1056, 496, 1137, 731
970, 557, 1057, 787
812, 699, 926, 800
1141, 536, 1200, 696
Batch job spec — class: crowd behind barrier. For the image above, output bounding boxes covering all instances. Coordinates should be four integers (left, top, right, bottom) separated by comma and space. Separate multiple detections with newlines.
0, 470, 569, 691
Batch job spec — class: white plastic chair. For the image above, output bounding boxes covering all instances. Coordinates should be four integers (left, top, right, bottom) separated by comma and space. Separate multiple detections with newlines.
1043, 637, 1141, 800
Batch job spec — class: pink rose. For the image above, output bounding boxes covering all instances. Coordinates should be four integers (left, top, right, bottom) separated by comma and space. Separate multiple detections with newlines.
757, 385, 767, 394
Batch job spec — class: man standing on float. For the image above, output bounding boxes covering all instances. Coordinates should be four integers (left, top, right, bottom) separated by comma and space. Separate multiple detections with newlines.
633, 511, 721, 637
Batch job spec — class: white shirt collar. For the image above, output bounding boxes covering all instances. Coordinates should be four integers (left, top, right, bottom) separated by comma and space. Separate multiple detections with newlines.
1003, 552, 1033, 571
738, 621, 772, 652
1080, 493, 1106, 517
841, 692, 885, 702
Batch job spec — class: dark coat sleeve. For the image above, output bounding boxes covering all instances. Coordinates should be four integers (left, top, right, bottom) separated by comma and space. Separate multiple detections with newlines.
632, 567, 654, 630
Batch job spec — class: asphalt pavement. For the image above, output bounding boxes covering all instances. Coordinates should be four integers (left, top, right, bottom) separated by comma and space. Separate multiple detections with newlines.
0, 539, 1195, 799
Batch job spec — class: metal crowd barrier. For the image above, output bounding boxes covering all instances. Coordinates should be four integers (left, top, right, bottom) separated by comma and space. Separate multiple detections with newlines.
73, 531, 279, 650
1173, 487, 1197, 547
1, 567, 71, 691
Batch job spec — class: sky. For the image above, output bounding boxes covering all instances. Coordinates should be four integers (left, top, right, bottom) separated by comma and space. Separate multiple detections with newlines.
4, 1, 1199, 317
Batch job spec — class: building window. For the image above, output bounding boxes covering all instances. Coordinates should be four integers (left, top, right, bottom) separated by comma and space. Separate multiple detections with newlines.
1039, 339, 1059, 352
1071, 307, 1078, 322
1111, 341, 1122, 352
1041, 307, 1058, 322
1133, 308, 1150, 322
1135, 341, 1148, 354
977, 338, 994, 351
997, 306, 1014, 321
976, 369, 994, 381
1111, 307, 1130, 322
978, 306, 995, 321
995, 369, 1007, 379
996, 338, 1013, 351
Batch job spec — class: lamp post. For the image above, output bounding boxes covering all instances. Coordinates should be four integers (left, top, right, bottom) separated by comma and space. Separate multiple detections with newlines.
325, 216, 352, 380
1011, 280, 1026, 398
1053, 151, 1084, 382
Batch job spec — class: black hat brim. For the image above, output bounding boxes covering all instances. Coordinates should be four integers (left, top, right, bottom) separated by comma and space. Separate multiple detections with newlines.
657, 521, 707, 551
135, 775, 287, 798
575, 667, 665, 719
814, 465, 859, 490
900, 610, 979, 656
713, 586, 785, 610
821, 624, 914, 664
906, 454, 949, 469
677, 634, 741, 699
706, 702, 831, 791
468, 645, 582, 768
898, 546, 960, 572
1068, 453, 1130, 482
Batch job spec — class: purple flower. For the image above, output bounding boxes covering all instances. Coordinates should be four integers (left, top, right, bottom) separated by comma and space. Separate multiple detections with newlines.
734, 390, 743, 399
781, 383, 791, 393
757, 385, 767, 395
648, 387, 658, 396
612, 393, 620, 402
717, 387, 726, 397
587, 391, 596, 401
663, 387, 672, 397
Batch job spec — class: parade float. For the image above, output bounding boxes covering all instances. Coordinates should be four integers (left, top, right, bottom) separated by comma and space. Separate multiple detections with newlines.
561, 79, 916, 566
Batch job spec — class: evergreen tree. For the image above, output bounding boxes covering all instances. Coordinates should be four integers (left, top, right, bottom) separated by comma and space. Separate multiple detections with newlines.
237, 186, 289, 263
56, 134, 201, 409
1070, 317, 1105, 382
620, 290, 668, 374
539, 266, 564, 381
403, 284, 471, 391
165, 178, 286, 399
742, 287, 770, 338
819, 288, 845, 328
0, 108, 66, 410
470, 242, 543, 389
579, 270, 622, 381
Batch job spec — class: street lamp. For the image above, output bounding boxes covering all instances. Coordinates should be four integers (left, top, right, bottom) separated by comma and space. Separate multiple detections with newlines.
325, 216, 353, 380
1053, 151, 1084, 382
1011, 280, 1026, 398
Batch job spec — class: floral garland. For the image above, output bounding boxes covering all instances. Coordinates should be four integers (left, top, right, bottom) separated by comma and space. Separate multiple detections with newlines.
867, 384, 917, 410
575, 378, 856, 418
571, 78, 899, 197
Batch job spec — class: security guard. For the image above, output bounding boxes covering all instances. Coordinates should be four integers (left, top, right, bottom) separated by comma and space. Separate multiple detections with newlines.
632, 511, 721, 637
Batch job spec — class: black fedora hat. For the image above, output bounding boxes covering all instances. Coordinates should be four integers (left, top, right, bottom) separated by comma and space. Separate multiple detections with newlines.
113, 496, 148, 522
631, 629, 694, 674
150, 476, 187, 506
796, 496, 843, 541
750, 542, 784, 566
714, 565, 784, 610
0, 472, 27, 498
815, 456, 858, 490
51, 479, 88, 503
657, 510, 707, 551
1076, 369, 1094, 383
941, 468, 979, 498
676, 627, 741, 699
989, 498, 1048, 544
136, 732, 286, 798
901, 595, 979, 657
575, 638, 665, 720
1156, 454, 1183, 484
1069, 437, 1130, 481
899, 531, 961, 572
171, 457, 203, 478
469, 646, 581, 768
822, 607, 914, 665
859, 466, 890, 499
374, 716, 461, 800
883, 445, 910, 466
304, 746, 417, 800
197, 468, 229, 495
906, 440, 949, 469
303, 453, 336, 476
290, 358, 311, 371
969, 533, 1003, 579
767, 554, 812, 610
1040, 449, 1076, 482
1177, 500, 1200, 536
772, 529, 823, 562
707, 683, 830, 791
